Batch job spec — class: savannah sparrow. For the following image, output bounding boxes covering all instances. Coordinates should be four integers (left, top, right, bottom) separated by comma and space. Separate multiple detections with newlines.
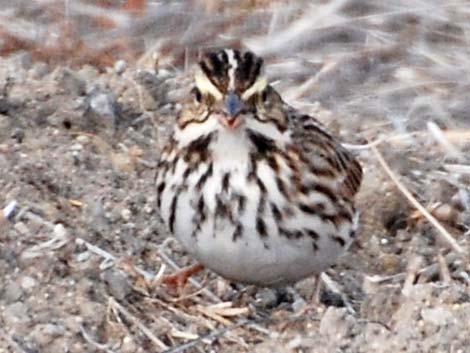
155, 49, 362, 287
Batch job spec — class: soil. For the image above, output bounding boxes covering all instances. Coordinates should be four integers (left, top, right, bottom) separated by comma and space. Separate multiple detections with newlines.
0, 1, 469, 353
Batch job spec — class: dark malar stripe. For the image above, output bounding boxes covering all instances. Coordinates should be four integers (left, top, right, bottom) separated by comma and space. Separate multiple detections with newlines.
185, 132, 215, 162
179, 111, 211, 129
254, 112, 288, 133
247, 129, 277, 155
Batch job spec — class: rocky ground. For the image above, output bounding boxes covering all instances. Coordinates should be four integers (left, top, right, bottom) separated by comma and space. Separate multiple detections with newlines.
0, 1, 470, 353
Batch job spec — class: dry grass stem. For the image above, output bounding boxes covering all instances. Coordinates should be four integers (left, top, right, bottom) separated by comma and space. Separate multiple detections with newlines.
371, 145, 465, 255
109, 297, 169, 351
402, 255, 424, 296
427, 121, 463, 160
80, 326, 116, 353
437, 251, 452, 284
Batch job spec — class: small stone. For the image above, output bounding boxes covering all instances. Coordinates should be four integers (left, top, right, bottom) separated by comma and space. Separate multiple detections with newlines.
291, 296, 307, 313
103, 269, 132, 300
3, 281, 24, 303
14, 221, 29, 234
3, 302, 31, 326
76, 135, 90, 144
3, 200, 18, 220
0, 97, 10, 114
55, 68, 87, 96
69, 143, 83, 152
79, 301, 106, 327
54, 223, 67, 238
122, 335, 138, 353
121, 208, 132, 222
143, 205, 153, 214
30, 62, 50, 79
255, 288, 279, 309
134, 70, 166, 110
10, 128, 25, 143
76, 251, 91, 262
114, 60, 127, 75
8, 51, 32, 70
421, 307, 455, 326
28, 323, 66, 346
20, 275, 38, 291
319, 307, 356, 338
85, 87, 120, 131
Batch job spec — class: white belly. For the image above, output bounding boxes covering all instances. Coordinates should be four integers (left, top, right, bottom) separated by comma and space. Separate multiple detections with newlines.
158, 143, 354, 286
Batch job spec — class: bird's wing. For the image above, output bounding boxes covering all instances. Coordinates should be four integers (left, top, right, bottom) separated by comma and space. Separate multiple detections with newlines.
288, 109, 363, 199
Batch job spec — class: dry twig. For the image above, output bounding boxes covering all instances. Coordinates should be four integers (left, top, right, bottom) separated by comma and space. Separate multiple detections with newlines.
437, 251, 452, 284
371, 145, 465, 255
109, 297, 169, 351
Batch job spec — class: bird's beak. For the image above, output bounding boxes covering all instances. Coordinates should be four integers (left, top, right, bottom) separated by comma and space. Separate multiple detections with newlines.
223, 92, 244, 127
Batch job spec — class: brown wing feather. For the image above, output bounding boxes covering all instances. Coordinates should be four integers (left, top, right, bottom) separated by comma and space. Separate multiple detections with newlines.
288, 109, 363, 199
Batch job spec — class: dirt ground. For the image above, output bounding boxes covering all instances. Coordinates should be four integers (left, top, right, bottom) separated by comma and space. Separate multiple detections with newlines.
0, 1, 470, 353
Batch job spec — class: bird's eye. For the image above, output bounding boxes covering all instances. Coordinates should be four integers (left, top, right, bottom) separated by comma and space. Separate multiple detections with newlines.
191, 87, 202, 103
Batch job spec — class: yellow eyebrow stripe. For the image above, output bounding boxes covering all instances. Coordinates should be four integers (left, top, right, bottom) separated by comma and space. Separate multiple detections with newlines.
194, 68, 223, 100
241, 76, 268, 100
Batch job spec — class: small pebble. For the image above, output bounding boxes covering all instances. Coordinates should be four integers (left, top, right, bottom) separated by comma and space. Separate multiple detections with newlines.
3, 281, 24, 303
103, 270, 132, 300
14, 221, 29, 234
255, 288, 279, 308
29, 62, 50, 79
143, 205, 153, 214
121, 208, 132, 222
114, 60, 127, 75
54, 223, 68, 237
3, 302, 31, 326
76, 135, 90, 144
3, 199, 18, 219
55, 68, 87, 96
85, 87, 120, 130
76, 251, 91, 262
20, 275, 38, 291
421, 307, 455, 326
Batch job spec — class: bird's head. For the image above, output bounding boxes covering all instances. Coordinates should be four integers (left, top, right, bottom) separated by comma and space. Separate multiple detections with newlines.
178, 49, 287, 132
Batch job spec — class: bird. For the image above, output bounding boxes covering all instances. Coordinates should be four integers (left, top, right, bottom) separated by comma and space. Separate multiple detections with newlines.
155, 49, 362, 289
